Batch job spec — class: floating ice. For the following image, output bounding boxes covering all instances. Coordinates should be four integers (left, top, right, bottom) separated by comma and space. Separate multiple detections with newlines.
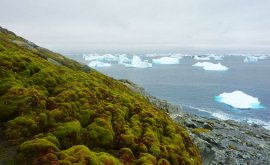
244, 56, 258, 62
192, 62, 228, 70
192, 62, 213, 67
152, 57, 180, 64
216, 91, 264, 109
119, 56, 131, 62
88, 61, 112, 68
85, 55, 104, 61
84, 54, 118, 61
170, 54, 183, 59
131, 55, 142, 66
125, 56, 152, 68
194, 56, 210, 60
137, 62, 153, 68
203, 63, 228, 70
103, 54, 118, 61
214, 56, 223, 60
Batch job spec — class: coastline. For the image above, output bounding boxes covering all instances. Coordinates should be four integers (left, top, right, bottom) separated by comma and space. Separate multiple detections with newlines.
119, 79, 270, 165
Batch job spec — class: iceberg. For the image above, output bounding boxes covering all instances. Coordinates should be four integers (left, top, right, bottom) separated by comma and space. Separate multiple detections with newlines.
216, 91, 264, 109
88, 61, 112, 68
152, 57, 180, 64
103, 54, 119, 61
244, 56, 258, 62
131, 55, 142, 66
137, 62, 153, 68
214, 56, 223, 60
85, 55, 104, 61
146, 53, 158, 57
203, 63, 228, 70
170, 54, 183, 59
84, 54, 118, 61
119, 55, 131, 62
194, 55, 210, 60
125, 55, 152, 68
192, 62, 228, 71
192, 62, 213, 67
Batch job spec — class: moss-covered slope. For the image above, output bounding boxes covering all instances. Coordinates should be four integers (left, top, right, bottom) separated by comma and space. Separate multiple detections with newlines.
0, 27, 202, 165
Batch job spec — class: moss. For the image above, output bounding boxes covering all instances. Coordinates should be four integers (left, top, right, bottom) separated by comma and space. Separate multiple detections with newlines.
84, 118, 114, 149
191, 128, 211, 134
118, 148, 135, 164
52, 120, 83, 149
135, 153, 157, 164
0, 28, 202, 165
228, 145, 239, 151
17, 136, 60, 165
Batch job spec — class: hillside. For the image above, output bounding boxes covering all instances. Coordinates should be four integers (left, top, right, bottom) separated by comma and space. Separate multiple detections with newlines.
0, 27, 202, 165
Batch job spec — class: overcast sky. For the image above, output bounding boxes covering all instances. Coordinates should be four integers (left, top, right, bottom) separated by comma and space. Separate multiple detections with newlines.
1, 0, 270, 54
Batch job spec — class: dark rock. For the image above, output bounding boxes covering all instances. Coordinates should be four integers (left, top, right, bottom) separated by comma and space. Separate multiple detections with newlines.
82, 65, 91, 72
8, 39, 37, 51
184, 119, 198, 128
48, 58, 62, 66
203, 123, 213, 130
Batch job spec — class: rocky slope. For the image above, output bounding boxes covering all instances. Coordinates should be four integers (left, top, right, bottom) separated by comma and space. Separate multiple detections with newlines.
0, 27, 202, 165
120, 79, 270, 165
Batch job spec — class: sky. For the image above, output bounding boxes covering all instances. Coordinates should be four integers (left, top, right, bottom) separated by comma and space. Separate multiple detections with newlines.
1, 0, 270, 54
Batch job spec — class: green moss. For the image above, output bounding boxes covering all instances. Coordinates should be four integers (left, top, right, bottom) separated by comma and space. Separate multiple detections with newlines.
191, 128, 211, 134
135, 153, 157, 164
228, 145, 239, 151
0, 28, 202, 165
52, 120, 83, 149
84, 118, 114, 149
17, 136, 60, 165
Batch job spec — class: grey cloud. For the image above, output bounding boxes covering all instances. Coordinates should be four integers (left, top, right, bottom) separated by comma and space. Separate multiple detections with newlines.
1, 0, 270, 54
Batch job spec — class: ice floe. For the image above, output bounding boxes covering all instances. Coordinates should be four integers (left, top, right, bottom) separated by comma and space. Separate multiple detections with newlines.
214, 56, 223, 60
194, 55, 210, 60
170, 54, 183, 59
125, 56, 152, 68
244, 56, 258, 62
216, 91, 263, 109
192, 62, 228, 70
88, 61, 112, 68
84, 54, 118, 61
152, 57, 180, 64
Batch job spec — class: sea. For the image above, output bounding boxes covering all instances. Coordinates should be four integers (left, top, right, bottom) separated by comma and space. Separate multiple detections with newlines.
64, 54, 270, 129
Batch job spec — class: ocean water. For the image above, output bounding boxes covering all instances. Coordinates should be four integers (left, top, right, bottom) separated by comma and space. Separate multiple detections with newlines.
65, 55, 270, 129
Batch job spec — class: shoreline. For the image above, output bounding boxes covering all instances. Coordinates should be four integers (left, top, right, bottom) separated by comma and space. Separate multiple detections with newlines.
119, 79, 270, 165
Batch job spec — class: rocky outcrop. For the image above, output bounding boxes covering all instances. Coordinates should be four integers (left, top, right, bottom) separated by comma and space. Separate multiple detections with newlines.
8, 39, 37, 51
121, 79, 270, 165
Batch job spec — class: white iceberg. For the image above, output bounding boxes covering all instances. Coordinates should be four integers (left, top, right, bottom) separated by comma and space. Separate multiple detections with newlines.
137, 62, 153, 68
244, 56, 258, 62
125, 55, 152, 68
203, 63, 228, 70
217, 91, 261, 109
103, 54, 119, 61
192, 62, 228, 70
88, 61, 112, 68
146, 53, 158, 57
192, 62, 213, 67
84, 54, 118, 61
85, 55, 104, 61
152, 57, 180, 64
170, 54, 183, 59
131, 55, 142, 66
214, 56, 223, 60
194, 56, 210, 60
119, 56, 131, 62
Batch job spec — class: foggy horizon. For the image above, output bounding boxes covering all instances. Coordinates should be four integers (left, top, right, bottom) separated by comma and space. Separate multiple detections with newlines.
1, 0, 270, 54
